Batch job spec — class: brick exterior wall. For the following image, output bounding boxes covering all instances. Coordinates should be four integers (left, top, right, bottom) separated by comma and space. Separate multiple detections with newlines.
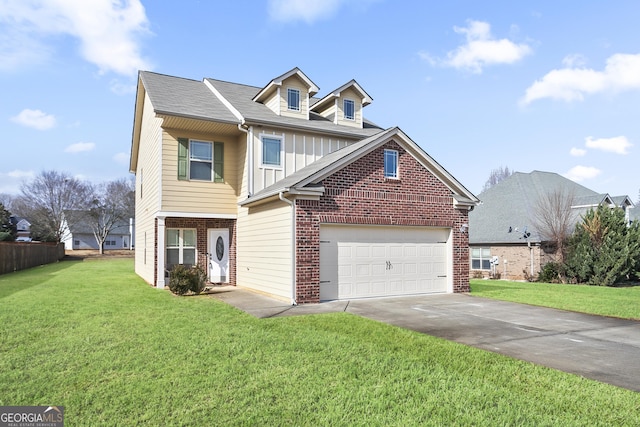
470, 244, 556, 281
295, 140, 471, 303
154, 217, 236, 286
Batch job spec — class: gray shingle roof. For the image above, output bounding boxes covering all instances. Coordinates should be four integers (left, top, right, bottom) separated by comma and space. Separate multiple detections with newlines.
205, 78, 383, 138
469, 170, 614, 245
139, 72, 239, 124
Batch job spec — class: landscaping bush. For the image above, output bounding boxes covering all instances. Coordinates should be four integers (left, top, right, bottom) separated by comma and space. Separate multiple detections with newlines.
538, 262, 562, 283
168, 264, 207, 295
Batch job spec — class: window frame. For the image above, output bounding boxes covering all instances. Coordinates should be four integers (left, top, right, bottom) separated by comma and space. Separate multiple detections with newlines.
287, 88, 300, 111
343, 98, 355, 121
471, 248, 492, 270
189, 140, 213, 181
260, 134, 283, 169
177, 138, 224, 183
166, 228, 197, 269
383, 149, 399, 179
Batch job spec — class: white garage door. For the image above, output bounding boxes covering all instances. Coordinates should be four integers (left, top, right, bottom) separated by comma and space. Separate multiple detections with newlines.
320, 225, 450, 300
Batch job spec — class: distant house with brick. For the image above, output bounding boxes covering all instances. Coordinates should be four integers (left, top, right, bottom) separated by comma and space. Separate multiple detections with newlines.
129, 68, 479, 303
469, 170, 634, 280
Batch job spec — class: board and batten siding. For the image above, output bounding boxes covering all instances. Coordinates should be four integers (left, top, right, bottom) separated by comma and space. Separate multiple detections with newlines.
134, 92, 163, 285
236, 200, 293, 301
160, 130, 240, 215
253, 127, 356, 192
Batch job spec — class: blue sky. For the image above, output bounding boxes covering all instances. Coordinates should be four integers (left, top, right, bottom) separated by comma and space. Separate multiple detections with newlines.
1, 0, 638, 202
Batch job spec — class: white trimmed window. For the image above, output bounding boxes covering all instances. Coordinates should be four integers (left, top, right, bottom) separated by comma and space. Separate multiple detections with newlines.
287, 88, 300, 111
166, 229, 196, 269
261, 135, 283, 168
177, 138, 224, 182
471, 248, 491, 270
343, 99, 355, 120
384, 149, 398, 179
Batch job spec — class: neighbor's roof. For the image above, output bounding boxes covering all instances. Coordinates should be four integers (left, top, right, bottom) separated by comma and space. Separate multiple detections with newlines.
240, 127, 479, 208
469, 170, 628, 245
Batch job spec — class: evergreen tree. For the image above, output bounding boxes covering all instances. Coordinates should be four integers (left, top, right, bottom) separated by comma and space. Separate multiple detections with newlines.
565, 205, 640, 285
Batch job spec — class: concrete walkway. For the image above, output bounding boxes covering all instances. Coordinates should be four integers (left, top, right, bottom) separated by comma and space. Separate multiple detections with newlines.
209, 287, 640, 392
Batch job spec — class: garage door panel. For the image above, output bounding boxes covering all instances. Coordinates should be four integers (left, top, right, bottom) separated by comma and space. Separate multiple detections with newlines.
320, 225, 449, 300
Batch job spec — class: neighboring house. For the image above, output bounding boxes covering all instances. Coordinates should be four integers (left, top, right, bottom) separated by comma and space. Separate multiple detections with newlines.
10, 216, 31, 241
62, 215, 134, 251
469, 170, 634, 280
129, 68, 479, 303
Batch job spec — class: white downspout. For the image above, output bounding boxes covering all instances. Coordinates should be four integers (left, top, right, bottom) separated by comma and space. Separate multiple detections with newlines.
279, 191, 296, 305
237, 124, 253, 197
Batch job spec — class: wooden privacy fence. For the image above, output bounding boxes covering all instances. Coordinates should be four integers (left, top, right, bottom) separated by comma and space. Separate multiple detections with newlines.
0, 242, 66, 275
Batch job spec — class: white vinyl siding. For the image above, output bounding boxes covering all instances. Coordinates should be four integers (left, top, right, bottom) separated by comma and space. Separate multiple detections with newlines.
134, 92, 163, 285
236, 200, 292, 301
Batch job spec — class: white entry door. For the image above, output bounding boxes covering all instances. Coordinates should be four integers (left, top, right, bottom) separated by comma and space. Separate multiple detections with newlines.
208, 229, 229, 283
320, 225, 450, 300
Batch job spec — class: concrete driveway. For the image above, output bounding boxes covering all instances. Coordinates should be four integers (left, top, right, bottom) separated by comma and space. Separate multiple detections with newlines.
211, 288, 640, 392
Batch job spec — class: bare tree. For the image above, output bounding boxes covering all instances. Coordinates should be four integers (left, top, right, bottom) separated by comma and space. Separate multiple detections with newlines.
0, 193, 16, 212
13, 170, 92, 242
530, 189, 577, 264
482, 166, 514, 192
84, 178, 135, 254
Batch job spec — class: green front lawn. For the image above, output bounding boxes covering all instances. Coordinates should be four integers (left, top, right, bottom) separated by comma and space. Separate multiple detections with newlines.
471, 279, 640, 320
1, 260, 639, 425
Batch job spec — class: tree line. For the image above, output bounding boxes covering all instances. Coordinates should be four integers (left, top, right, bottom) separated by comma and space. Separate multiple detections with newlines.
0, 170, 134, 254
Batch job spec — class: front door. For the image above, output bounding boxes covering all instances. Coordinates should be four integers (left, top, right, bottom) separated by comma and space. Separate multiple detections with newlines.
208, 229, 229, 283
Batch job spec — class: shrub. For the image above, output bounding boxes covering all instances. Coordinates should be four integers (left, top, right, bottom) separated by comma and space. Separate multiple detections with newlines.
168, 264, 207, 295
538, 262, 562, 283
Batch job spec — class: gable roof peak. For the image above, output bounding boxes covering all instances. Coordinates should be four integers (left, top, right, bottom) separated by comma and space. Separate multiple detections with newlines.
252, 67, 320, 103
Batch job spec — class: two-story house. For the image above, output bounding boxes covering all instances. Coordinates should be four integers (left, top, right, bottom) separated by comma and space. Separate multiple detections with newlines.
130, 68, 479, 303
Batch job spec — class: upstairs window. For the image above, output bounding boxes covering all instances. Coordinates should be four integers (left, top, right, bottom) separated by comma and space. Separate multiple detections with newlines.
177, 138, 224, 182
261, 136, 282, 167
384, 149, 398, 179
287, 88, 300, 111
343, 99, 355, 120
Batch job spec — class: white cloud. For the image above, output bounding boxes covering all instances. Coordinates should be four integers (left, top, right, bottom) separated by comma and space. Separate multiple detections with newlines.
10, 109, 56, 130
564, 165, 602, 182
113, 152, 129, 165
428, 20, 532, 73
65, 142, 96, 153
562, 54, 587, 68
267, 0, 376, 24
585, 136, 632, 155
570, 147, 587, 157
6, 170, 35, 179
109, 79, 136, 95
522, 53, 640, 104
0, 0, 151, 76
268, 0, 343, 23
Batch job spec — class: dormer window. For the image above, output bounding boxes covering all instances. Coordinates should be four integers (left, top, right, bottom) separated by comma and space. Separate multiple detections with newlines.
287, 88, 300, 111
343, 99, 355, 120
